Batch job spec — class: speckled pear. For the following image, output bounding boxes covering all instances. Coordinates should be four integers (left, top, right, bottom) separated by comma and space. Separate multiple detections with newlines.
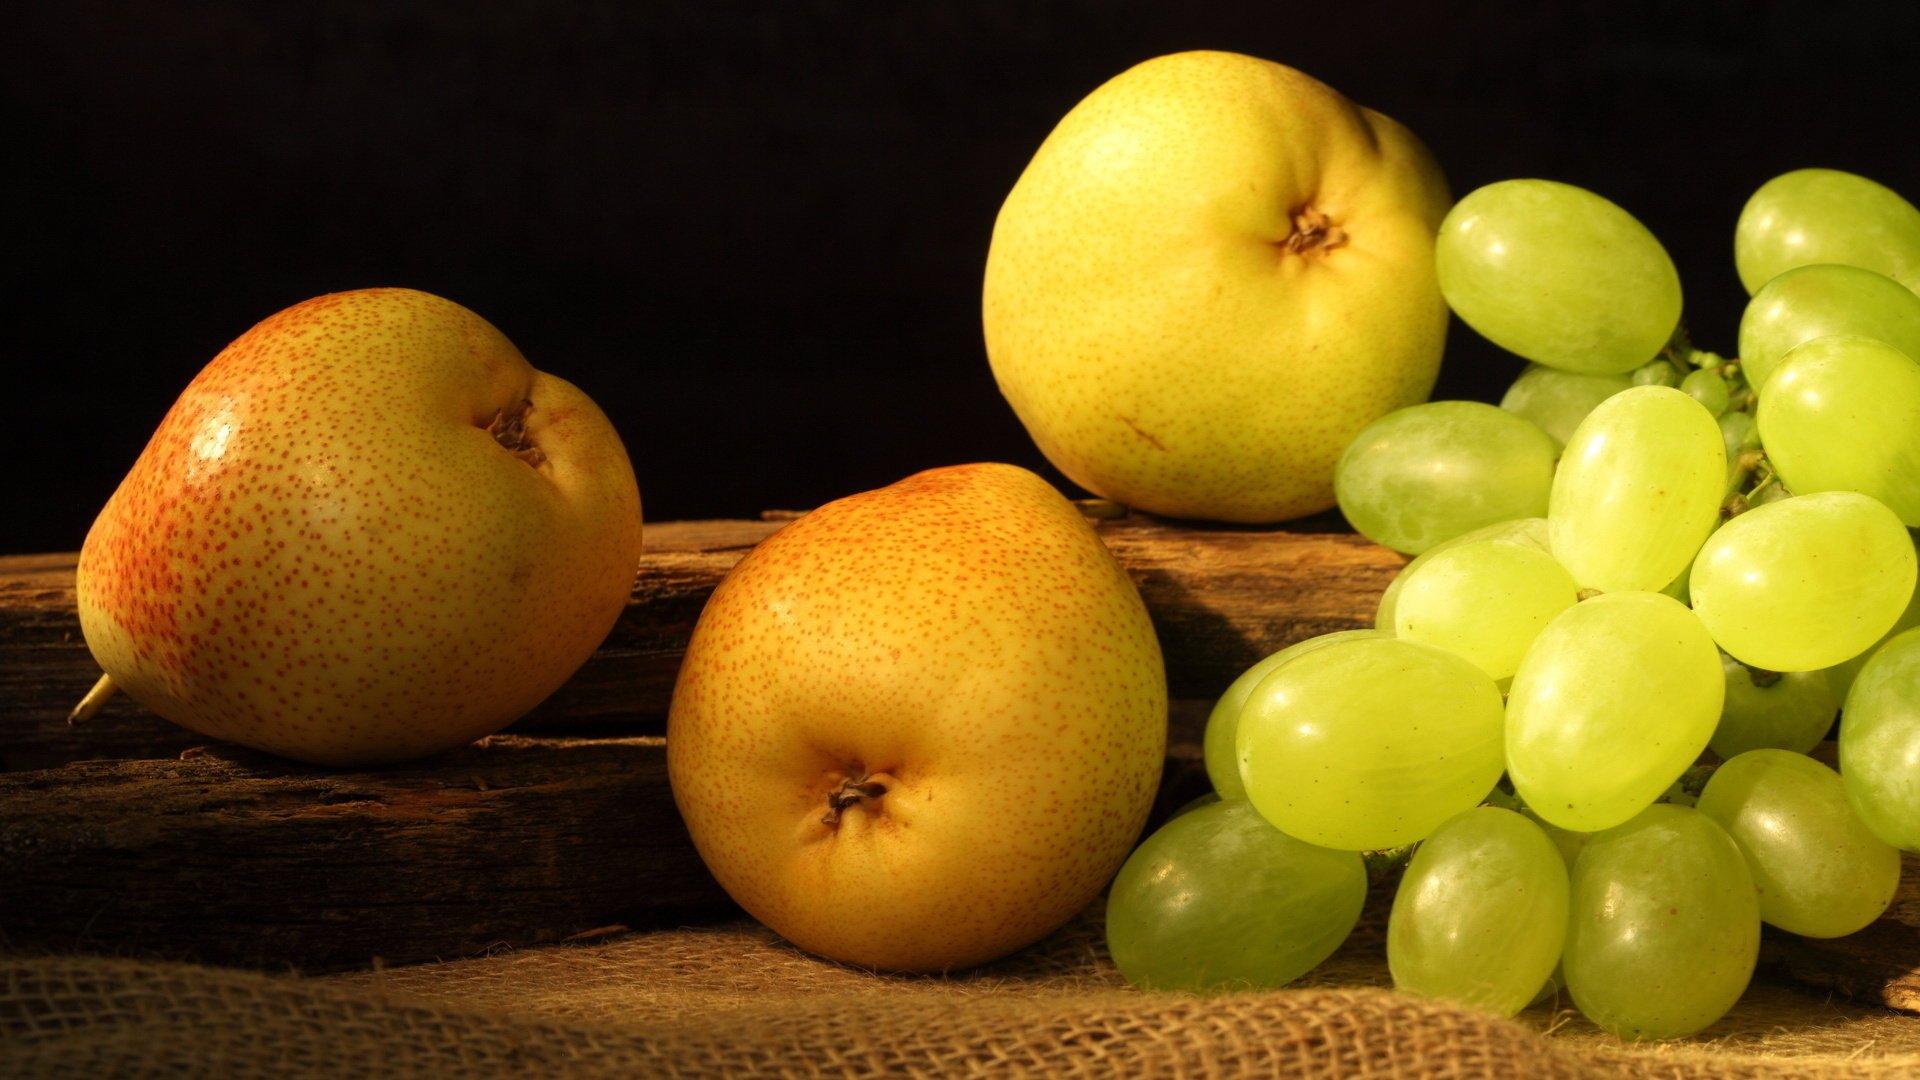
984, 50, 1451, 522
666, 463, 1166, 971
73, 288, 643, 766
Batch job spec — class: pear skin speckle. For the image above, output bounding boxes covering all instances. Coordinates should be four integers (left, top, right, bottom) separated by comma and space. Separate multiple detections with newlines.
74, 288, 644, 766
666, 462, 1168, 972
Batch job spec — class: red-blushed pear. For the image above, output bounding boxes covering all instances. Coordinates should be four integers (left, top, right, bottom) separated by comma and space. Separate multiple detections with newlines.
71, 288, 643, 767
666, 463, 1167, 972
984, 50, 1451, 523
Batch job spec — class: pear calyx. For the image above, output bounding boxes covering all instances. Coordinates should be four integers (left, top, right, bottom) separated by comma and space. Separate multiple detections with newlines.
821, 772, 889, 826
1283, 205, 1349, 255
486, 399, 547, 467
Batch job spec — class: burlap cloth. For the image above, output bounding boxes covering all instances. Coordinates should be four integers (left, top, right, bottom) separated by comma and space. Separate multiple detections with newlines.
5, 893, 1918, 1079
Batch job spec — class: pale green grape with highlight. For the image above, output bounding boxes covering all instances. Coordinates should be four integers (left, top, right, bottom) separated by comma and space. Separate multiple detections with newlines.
1237, 636, 1506, 851
1735, 168, 1920, 295
1840, 628, 1920, 852
1564, 805, 1759, 1040
1710, 657, 1837, 759
1375, 518, 1549, 631
1201, 629, 1389, 801
1334, 401, 1558, 555
1690, 491, 1917, 672
1393, 541, 1578, 681
1757, 335, 1920, 525
1104, 800, 1366, 992
1387, 807, 1569, 1018
1436, 179, 1681, 375
1506, 591, 1723, 833
1696, 749, 1900, 938
1737, 263, 1920, 394
1498, 364, 1633, 446
1548, 386, 1725, 594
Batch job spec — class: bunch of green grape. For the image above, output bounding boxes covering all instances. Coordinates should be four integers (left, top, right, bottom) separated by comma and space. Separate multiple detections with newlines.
1104, 167, 1920, 1041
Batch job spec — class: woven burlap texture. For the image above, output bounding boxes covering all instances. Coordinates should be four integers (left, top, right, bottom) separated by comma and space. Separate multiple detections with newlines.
5, 902, 1918, 1079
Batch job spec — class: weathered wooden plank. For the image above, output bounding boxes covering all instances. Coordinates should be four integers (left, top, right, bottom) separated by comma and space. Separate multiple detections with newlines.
0, 734, 727, 973
7, 520, 1917, 1011
0, 704, 1211, 974
0, 514, 1402, 768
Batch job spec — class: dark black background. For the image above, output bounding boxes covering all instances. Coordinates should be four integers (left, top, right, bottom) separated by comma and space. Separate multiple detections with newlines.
10, 0, 1920, 555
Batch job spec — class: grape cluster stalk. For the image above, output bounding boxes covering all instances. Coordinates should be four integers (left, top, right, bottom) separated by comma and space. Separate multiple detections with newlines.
1105, 168, 1920, 1041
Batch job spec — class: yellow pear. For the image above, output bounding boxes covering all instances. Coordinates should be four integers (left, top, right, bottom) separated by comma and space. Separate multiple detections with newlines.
666, 463, 1166, 971
984, 50, 1452, 522
73, 288, 643, 766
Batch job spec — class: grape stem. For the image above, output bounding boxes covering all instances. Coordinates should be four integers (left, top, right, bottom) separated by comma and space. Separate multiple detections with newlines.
1658, 324, 1721, 371
1363, 844, 1417, 888
1660, 325, 1749, 404
1722, 450, 1782, 520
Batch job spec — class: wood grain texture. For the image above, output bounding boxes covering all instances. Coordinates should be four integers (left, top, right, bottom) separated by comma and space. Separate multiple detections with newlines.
0, 735, 726, 973
4, 519, 1917, 1011
0, 514, 1400, 768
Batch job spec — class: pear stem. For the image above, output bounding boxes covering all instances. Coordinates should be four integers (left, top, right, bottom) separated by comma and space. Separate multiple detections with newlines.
67, 672, 119, 726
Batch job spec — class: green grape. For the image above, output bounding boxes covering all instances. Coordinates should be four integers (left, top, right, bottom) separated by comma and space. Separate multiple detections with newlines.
1718, 410, 1760, 456
1840, 627, 1920, 851
1756, 335, 1920, 526
1737, 263, 1920, 394
1564, 805, 1759, 1040
1375, 518, 1549, 630
1734, 168, 1920, 295
1334, 401, 1558, 555
1498, 364, 1633, 446
1718, 412, 1762, 495
1696, 749, 1900, 938
1828, 539, 1920, 701
1710, 656, 1837, 758
1631, 358, 1683, 388
1238, 636, 1505, 851
1690, 491, 1918, 671
1393, 541, 1578, 681
1105, 799, 1366, 991
1202, 630, 1388, 800
1436, 179, 1682, 375
1679, 368, 1730, 416
1507, 591, 1723, 832
1387, 807, 1569, 1017
1548, 386, 1726, 593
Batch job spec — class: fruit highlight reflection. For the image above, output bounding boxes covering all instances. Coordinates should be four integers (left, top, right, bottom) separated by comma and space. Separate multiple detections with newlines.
71, 288, 644, 767
1117, 155, 1920, 1042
